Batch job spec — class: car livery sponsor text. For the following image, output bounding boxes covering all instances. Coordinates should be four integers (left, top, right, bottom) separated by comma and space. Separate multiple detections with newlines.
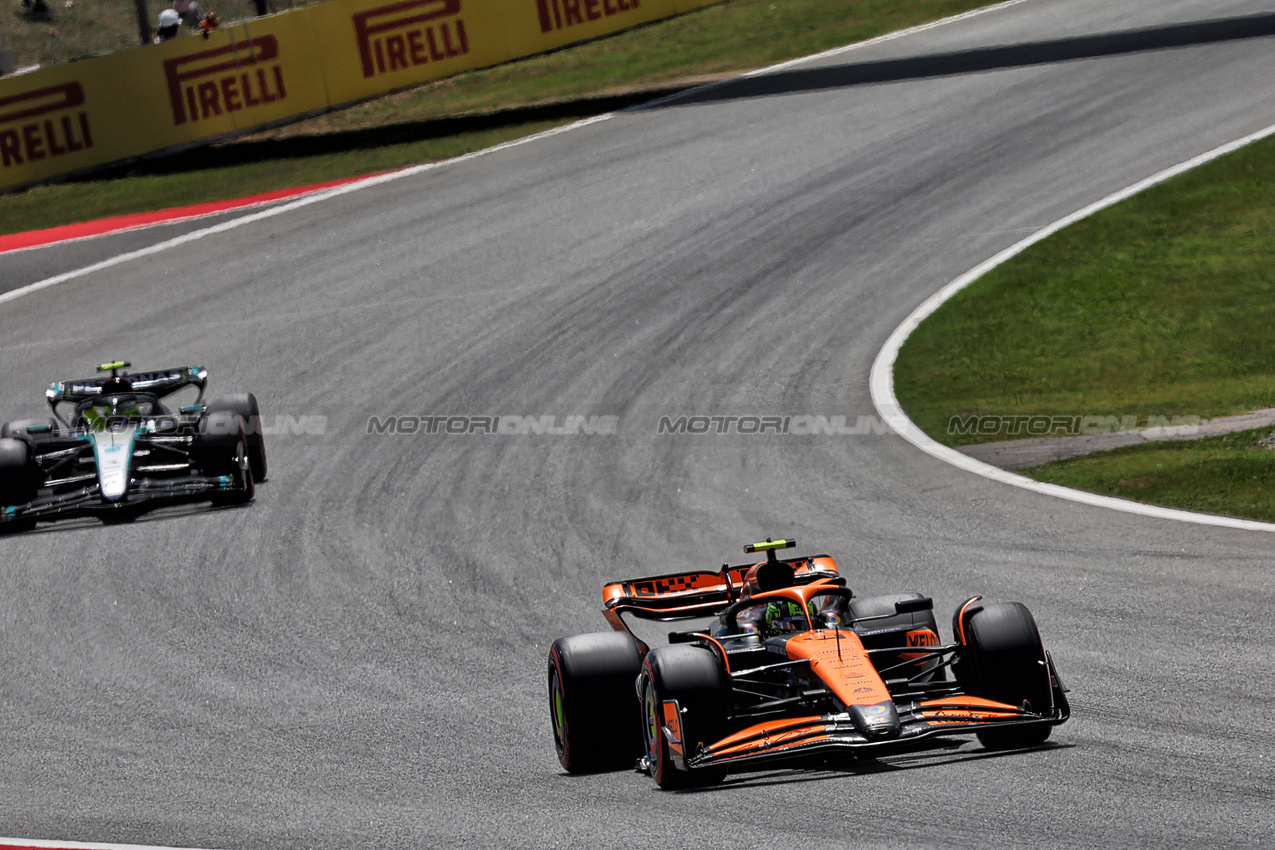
0, 83, 94, 168
164, 36, 287, 127
906, 629, 939, 647
354, 0, 470, 79
535, 0, 640, 33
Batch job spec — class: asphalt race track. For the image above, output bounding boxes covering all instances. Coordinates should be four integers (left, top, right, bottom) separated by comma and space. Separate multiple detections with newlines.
2, 0, 1274, 846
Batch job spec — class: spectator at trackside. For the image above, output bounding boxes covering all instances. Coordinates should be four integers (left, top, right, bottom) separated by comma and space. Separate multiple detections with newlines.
154, 8, 181, 41
173, 0, 205, 28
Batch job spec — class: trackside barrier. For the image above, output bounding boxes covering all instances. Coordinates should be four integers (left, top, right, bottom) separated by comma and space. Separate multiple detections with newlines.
0, 0, 722, 192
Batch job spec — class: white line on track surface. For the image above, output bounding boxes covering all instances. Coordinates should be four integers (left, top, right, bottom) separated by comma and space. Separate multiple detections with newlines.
0, 840, 218, 850
0, 116, 614, 308
1, 0, 1033, 306
0, 5, 1036, 848
870, 122, 1275, 534
4, 1, 1268, 846
0, 0, 1266, 567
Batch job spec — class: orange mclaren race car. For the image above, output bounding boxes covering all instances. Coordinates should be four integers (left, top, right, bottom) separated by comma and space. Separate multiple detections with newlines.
547, 539, 1069, 788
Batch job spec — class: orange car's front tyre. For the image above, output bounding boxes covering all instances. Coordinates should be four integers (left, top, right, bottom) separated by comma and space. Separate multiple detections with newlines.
640, 645, 728, 789
547, 632, 644, 774
955, 601, 1054, 750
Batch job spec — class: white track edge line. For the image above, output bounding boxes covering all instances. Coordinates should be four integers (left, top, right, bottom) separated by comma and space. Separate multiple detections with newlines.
0, 114, 613, 307
0, 187, 335, 256
638, 0, 1035, 109
748, 0, 1036, 77
2, 0, 1034, 301
870, 121, 1275, 534
0, 839, 219, 850
0, 8, 1032, 849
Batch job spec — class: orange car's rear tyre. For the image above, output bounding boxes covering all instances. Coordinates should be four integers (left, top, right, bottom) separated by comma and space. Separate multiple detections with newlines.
640, 645, 728, 790
547, 632, 644, 773
956, 601, 1053, 749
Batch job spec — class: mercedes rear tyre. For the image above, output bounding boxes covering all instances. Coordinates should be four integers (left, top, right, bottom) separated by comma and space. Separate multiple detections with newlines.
547, 632, 644, 774
199, 413, 255, 506
205, 393, 267, 483
1, 418, 60, 443
0, 437, 38, 533
955, 601, 1053, 749
640, 645, 728, 789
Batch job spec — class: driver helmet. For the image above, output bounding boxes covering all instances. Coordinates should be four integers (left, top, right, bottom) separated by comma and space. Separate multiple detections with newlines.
100, 375, 133, 394
78, 399, 111, 430
764, 600, 808, 635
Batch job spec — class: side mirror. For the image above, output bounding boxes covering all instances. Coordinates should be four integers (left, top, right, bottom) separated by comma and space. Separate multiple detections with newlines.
894, 596, 933, 615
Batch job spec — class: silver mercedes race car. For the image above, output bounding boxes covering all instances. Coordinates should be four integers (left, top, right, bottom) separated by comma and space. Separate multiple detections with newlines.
0, 361, 267, 530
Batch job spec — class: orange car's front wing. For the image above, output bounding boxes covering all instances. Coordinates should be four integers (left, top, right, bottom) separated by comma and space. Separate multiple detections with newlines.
687, 695, 1069, 770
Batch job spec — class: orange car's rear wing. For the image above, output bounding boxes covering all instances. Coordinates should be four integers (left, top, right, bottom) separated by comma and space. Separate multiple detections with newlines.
602, 555, 841, 620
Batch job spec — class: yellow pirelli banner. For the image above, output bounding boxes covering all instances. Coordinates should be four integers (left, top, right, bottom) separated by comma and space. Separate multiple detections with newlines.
0, 13, 330, 190
0, 0, 722, 192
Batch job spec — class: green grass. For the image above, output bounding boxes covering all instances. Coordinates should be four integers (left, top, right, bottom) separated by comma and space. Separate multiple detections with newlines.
2, 0, 157, 69
301, 0, 990, 127
895, 133, 1275, 447
893, 116, 1275, 520
0, 0, 996, 233
1026, 428, 1275, 523
10, 0, 1271, 523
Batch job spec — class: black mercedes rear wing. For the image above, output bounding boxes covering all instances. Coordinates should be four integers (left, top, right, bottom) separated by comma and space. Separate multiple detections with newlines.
46, 366, 208, 409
